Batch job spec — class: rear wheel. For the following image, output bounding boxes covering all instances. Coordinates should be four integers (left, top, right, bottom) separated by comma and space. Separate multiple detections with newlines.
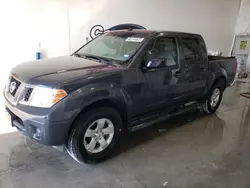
66, 107, 122, 164
202, 82, 224, 114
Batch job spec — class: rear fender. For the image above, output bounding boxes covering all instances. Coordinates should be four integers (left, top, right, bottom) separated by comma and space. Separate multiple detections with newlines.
209, 68, 227, 91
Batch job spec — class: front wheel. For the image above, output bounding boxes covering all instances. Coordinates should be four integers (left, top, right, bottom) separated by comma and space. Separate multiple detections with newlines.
66, 107, 122, 164
202, 84, 223, 114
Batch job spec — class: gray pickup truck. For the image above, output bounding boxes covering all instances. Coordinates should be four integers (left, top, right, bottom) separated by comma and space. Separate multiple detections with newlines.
4, 30, 236, 163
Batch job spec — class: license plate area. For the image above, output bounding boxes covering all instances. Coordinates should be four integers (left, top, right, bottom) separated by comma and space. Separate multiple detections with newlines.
5, 108, 20, 127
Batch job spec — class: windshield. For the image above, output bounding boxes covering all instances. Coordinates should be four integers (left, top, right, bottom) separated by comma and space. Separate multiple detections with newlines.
75, 31, 150, 64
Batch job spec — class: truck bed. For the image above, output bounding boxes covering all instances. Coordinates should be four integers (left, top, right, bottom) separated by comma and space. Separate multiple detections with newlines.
208, 55, 237, 86
208, 55, 235, 61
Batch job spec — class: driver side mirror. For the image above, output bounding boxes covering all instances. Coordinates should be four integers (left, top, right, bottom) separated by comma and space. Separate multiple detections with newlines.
144, 58, 166, 69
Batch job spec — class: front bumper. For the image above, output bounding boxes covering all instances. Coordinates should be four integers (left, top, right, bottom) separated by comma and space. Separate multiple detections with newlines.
4, 96, 75, 146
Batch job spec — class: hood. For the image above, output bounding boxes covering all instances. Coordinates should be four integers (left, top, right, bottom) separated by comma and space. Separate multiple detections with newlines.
11, 56, 123, 87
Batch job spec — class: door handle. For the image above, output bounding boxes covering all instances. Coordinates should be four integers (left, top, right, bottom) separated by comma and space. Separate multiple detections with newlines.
174, 71, 181, 78
200, 67, 207, 71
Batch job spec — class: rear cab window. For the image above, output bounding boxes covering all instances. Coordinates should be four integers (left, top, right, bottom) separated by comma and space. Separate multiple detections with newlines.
182, 38, 201, 62
182, 36, 207, 64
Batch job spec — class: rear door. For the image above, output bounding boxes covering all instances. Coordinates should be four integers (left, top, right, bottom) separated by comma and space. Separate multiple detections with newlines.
180, 36, 207, 99
195, 37, 210, 94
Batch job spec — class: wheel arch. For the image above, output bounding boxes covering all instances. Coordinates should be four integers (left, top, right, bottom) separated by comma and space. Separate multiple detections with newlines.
213, 76, 227, 91
209, 67, 228, 91
68, 98, 128, 136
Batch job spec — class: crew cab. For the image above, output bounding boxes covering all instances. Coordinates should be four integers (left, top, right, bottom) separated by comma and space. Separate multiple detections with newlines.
4, 30, 237, 163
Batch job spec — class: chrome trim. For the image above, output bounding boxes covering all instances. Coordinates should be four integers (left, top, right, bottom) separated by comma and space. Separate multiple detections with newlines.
5, 77, 25, 106
210, 88, 220, 107
19, 86, 36, 106
84, 118, 114, 154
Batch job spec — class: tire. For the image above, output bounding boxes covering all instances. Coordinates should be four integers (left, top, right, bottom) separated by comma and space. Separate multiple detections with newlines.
238, 74, 243, 79
243, 72, 248, 79
202, 82, 224, 114
66, 107, 122, 164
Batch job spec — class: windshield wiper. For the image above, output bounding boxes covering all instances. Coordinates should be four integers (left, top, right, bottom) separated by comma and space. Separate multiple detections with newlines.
74, 53, 103, 62
74, 53, 82, 58
74, 53, 120, 67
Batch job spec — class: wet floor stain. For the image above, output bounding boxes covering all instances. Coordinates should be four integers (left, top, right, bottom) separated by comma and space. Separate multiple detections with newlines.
1, 81, 250, 187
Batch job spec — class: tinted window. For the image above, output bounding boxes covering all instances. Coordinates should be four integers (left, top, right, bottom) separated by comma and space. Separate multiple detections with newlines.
196, 38, 207, 57
182, 38, 202, 62
147, 37, 178, 67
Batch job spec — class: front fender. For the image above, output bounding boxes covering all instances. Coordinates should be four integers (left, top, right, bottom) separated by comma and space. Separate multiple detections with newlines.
65, 83, 133, 121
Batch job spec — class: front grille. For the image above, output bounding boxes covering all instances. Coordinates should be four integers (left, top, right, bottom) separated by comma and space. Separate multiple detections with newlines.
5, 76, 24, 106
5, 77, 36, 106
24, 88, 33, 101
9, 77, 21, 97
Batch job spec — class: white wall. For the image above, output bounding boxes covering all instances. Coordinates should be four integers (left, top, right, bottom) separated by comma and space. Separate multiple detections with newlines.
0, 0, 70, 87
69, 0, 240, 55
235, 0, 250, 34
0, 0, 240, 88
234, 0, 250, 71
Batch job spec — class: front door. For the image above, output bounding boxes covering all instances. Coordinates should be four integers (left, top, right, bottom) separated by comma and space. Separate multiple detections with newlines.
140, 35, 188, 114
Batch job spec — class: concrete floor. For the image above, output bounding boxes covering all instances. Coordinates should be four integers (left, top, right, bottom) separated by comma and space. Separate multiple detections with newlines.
1, 81, 250, 188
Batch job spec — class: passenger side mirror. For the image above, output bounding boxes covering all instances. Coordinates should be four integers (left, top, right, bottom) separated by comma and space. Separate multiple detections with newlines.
145, 58, 166, 69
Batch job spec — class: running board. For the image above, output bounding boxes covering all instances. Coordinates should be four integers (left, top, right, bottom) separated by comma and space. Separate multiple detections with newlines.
130, 102, 198, 132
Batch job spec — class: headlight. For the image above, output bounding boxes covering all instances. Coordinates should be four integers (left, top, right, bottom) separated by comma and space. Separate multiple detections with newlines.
21, 87, 67, 108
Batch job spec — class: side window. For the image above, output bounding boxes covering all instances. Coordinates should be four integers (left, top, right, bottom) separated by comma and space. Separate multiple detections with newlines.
146, 37, 178, 67
196, 38, 207, 59
182, 38, 202, 62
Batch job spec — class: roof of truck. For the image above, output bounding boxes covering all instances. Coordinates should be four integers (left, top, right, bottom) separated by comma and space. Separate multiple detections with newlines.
108, 29, 202, 37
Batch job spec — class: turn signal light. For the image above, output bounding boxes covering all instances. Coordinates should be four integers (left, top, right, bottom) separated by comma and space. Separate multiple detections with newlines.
52, 89, 67, 104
